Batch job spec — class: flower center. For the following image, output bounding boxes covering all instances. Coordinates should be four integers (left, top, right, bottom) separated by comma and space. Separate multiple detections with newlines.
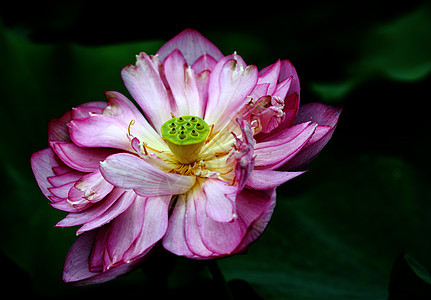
161, 115, 210, 164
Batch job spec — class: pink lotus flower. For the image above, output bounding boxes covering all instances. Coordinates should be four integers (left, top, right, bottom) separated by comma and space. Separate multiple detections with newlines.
31, 29, 341, 285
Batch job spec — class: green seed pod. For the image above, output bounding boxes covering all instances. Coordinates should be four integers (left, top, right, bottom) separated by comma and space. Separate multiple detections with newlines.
161, 115, 210, 164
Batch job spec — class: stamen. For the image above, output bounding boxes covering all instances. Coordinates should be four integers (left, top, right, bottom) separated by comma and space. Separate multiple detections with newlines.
128, 119, 135, 136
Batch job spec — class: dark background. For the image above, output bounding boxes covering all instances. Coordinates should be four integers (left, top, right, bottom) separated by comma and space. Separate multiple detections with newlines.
1, 1, 431, 298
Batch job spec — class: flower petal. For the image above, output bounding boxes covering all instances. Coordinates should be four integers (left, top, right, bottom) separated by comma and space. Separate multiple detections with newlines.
104, 91, 167, 150
162, 195, 195, 258
63, 229, 147, 285
156, 28, 224, 65
122, 195, 171, 262
282, 103, 342, 170
202, 179, 237, 223
77, 189, 136, 234
163, 50, 203, 117
105, 196, 146, 267
69, 115, 133, 152
67, 170, 114, 208
121, 53, 173, 131
246, 170, 305, 190
50, 141, 117, 173
31, 148, 60, 199
100, 153, 196, 197
48, 110, 72, 142
254, 121, 317, 169
56, 187, 124, 228
279, 59, 300, 99
205, 57, 258, 130
191, 53, 218, 74
234, 188, 277, 253
257, 59, 281, 95
184, 193, 216, 258
194, 188, 246, 255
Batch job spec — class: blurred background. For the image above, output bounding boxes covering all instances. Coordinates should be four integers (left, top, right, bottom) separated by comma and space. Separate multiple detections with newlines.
1, 1, 431, 298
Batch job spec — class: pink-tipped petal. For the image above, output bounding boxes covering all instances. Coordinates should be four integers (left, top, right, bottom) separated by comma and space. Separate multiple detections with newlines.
162, 195, 195, 257
100, 153, 196, 197
122, 195, 171, 262
163, 50, 203, 117
67, 170, 114, 206
202, 179, 237, 223
56, 187, 124, 228
69, 115, 133, 152
234, 188, 277, 253
191, 53, 218, 74
47, 170, 84, 188
194, 190, 246, 255
257, 59, 281, 95
50, 141, 118, 173
48, 110, 72, 142
77, 190, 136, 234
254, 122, 317, 169
63, 229, 147, 285
31, 148, 60, 199
184, 193, 216, 258
281, 103, 342, 170
279, 59, 300, 98
246, 170, 305, 190
106, 196, 146, 266
205, 57, 258, 129
232, 119, 256, 191
121, 53, 173, 131
157, 28, 224, 65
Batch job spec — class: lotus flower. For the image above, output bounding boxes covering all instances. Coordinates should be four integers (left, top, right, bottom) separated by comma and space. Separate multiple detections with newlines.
31, 29, 341, 285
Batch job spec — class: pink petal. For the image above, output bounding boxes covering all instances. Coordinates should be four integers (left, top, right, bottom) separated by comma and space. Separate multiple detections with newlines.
63, 229, 147, 285
100, 153, 196, 197
184, 192, 217, 257
50, 141, 118, 173
63, 229, 99, 283
191, 53, 218, 74
162, 195, 195, 257
246, 170, 305, 190
77, 189, 136, 234
106, 196, 146, 267
48, 110, 72, 142
72, 104, 106, 120
122, 195, 171, 262
31, 148, 61, 199
67, 170, 114, 206
282, 103, 342, 170
293, 102, 342, 127
273, 76, 293, 101
205, 56, 258, 129
194, 70, 211, 115
121, 52, 172, 131
232, 118, 256, 191
156, 28, 224, 66
163, 50, 203, 117
234, 188, 277, 253
69, 115, 133, 152
254, 121, 317, 169
195, 189, 246, 255
47, 170, 84, 188
257, 59, 281, 95
56, 187, 124, 228
202, 179, 237, 223
48, 181, 75, 199
279, 59, 300, 99
104, 91, 166, 149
